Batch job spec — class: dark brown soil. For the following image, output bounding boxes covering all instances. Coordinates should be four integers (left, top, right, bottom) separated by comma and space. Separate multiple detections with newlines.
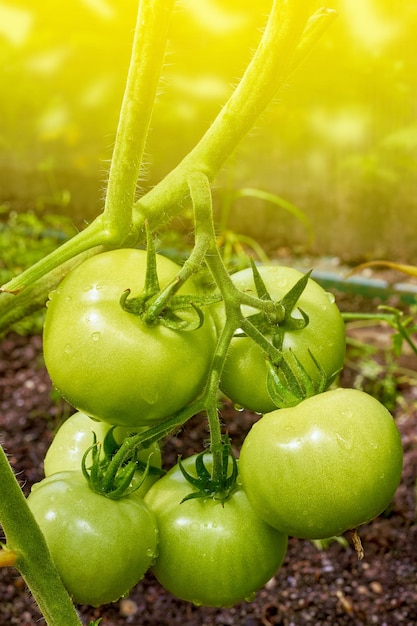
0, 315, 416, 626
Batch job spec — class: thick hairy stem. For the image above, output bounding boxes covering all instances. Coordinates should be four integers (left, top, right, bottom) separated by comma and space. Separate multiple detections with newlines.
104, 0, 175, 232
0, 246, 105, 334
133, 4, 336, 228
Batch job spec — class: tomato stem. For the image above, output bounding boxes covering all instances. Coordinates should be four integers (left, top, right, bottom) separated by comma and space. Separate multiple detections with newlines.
132, 2, 333, 229
103, 0, 175, 236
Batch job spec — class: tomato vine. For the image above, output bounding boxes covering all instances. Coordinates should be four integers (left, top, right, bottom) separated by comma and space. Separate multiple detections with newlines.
1, 2, 403, 626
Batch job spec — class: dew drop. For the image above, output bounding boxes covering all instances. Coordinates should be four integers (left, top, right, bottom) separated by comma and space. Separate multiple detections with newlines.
233, 404, 245, 412
91, 332, 101, 342
326, 291, 335, 304
190, 521, 200, 531
64, 344, 72, 354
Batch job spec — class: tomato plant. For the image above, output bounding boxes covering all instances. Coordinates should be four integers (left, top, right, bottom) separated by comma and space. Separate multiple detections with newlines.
215, 265, 346, 413
27, 471, 159, 607
43, 411, 162, 497
0, 2, 406, 625
144, 454, 288, 607
239, 388, 403, 539
43, 248, 217, 428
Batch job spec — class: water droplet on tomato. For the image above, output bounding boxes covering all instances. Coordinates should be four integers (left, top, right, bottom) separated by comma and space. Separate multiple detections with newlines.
233, 404, 245, 412
91, 332, 101, 342
326, 292, 335, 304
64, 344, 72, 354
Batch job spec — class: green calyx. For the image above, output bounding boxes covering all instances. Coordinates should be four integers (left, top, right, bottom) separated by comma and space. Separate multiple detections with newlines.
235, 258, 311, 345
178, 436, 238, 504
120, 223, 221, 331
266, 349, 341, 408
82, 429, 164, 500
236, 258, 340, 407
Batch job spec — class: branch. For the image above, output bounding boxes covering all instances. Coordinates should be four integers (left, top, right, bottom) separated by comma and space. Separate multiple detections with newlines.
133, 3, 337, 227
104, 0, 176, 232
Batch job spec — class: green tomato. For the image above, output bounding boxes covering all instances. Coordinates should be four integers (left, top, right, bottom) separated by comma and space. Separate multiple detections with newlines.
144, 454, 288, 607
43, 411, 161, 497
43, 249, 217, 427
27, 471, 158, 606
215, 265, 346, 413
239, 388, 403, 539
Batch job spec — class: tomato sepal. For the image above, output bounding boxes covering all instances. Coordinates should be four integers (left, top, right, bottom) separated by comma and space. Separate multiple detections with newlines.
235, 260, 312, 347
266, 347, 341, 408
82, 430, 164, 500
117, 223, 220, 331
178, 437, 238, 504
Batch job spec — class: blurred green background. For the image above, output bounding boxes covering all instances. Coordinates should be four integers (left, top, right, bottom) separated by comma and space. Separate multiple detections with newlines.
1, 0, 417, 263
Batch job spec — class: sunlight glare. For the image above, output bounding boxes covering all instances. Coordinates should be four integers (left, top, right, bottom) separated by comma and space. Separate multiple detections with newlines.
181, 0, 247, 34
0, 3, 32, 46
80, 0, 115, 20
342, 0, 398, 50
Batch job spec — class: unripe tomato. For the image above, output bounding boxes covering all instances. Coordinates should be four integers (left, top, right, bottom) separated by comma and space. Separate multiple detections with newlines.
214, 265, 346, 413
239, 388, 403, 539
43, 249, 217, 427
27, 471, 159, 606
144, 454, 288, 607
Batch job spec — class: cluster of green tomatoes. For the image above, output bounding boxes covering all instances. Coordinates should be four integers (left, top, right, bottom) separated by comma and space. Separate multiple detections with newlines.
27, 248, 403, 608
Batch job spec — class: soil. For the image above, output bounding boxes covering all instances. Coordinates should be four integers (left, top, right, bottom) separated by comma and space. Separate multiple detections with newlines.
0, 290, 416, 626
